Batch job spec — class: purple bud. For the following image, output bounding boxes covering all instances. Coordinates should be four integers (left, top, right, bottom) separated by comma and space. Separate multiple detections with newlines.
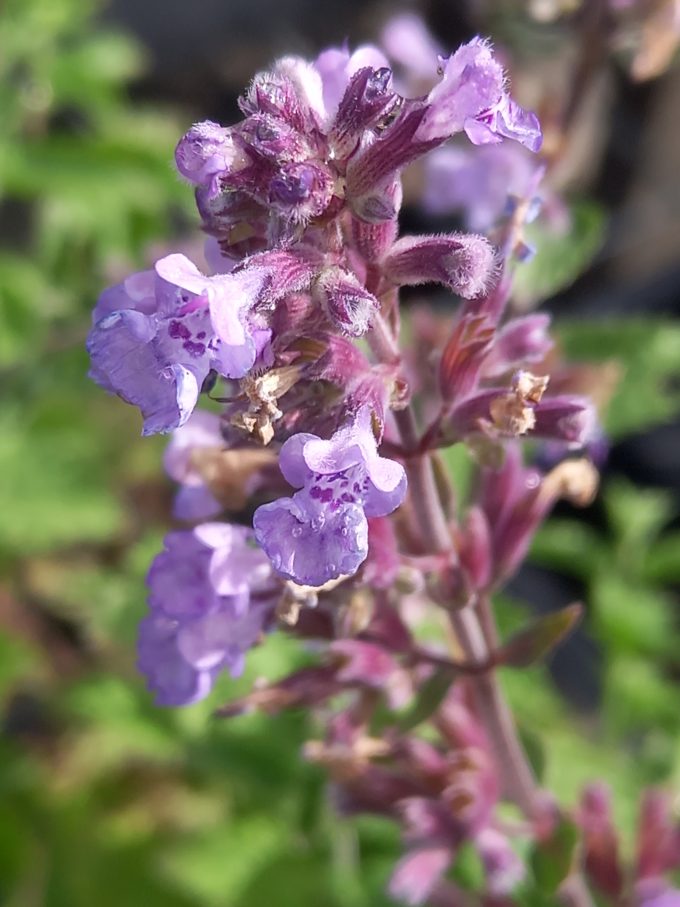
532, 395, 597, 445
382, 233, 496, 299
236, 113, 309, 162
329, 66, 399, 159
175, 122, 245, 196
389, 846, 453, 906
439, 313, 495, 401
578, 784, 624, 898
345, 106, 436, 202
314, 267, 379, 336
475, 828, 525, 896
268, 161, 334, 221
483, 314, 553, 377
351, 201, 400, 261
241, 58, 325, 131
456, 506, 493, 591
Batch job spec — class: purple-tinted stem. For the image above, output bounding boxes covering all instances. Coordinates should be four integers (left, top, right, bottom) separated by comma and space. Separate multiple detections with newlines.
378, 322, 540, 816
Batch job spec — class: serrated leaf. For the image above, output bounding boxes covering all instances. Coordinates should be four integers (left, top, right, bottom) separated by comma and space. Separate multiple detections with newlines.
497, 604, 583, 668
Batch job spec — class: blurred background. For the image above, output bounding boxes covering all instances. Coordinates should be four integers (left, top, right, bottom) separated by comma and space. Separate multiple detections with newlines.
1, 1, 679, 904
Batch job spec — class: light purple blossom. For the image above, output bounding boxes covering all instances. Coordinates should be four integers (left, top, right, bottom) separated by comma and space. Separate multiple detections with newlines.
416, 37, 542, 152
253, 409, 407, 586
163, 410, 224, 520
423, 143, 538, 230
139, 523, 276, 706
314, 44, 390, 120
87, 254, 267, 434
380, 12, 444, 83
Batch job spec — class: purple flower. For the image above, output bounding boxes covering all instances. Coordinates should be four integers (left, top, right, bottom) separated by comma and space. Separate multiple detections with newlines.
139, 523, 276, 706
314, 44, 390, 120
253, 409, 407, 586
636, 880, 680, 907
423, 143, 539, 231
380, 12, 444, 83
87, 254, 267, 434
416, 37, 542, 152
389, 845, 453, 906
163, 410, 224, 520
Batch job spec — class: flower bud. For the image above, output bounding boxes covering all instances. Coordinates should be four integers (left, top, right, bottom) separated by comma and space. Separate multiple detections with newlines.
175, 122, 246, 196
329, 66, 399, 159
345, 105, 436, 202
314, 267, 379, 336
382, 233, 496, 299
532, 395, 597, 445
482, 313, 553, 377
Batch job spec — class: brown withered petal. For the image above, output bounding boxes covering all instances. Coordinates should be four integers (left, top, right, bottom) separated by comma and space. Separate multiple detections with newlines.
540, 458, 600, 508
189, 446, 276, 510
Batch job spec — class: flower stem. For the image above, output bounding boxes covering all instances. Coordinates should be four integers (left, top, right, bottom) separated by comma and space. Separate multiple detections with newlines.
394, 408, 539, 817
368, 301, 540, 816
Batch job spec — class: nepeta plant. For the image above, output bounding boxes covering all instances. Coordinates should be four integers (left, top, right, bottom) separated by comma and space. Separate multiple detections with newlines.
86, 22, 680, 907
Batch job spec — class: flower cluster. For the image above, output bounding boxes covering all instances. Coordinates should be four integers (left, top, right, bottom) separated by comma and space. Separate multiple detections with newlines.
84, 15, 659, 907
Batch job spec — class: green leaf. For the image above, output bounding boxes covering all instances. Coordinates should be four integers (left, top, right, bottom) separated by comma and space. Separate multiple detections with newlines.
395, 667, 454, 732
604, 481, 672, 557
160, 817, 288, 905
557, 320, 680, 437
530, 520, 605, 578
512, 200, 606, 307
591, 575, 675, 658
497, 604, 583, 668
643, 532, 680, 583
529, 816, 580, 895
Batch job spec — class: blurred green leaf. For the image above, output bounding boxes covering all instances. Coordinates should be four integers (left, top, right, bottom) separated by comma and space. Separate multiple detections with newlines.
591, 575, 676, 658
529, 816, 579, 895
512, 200, 605, 307
557, 320, 680, 437
642, 532, 680, 583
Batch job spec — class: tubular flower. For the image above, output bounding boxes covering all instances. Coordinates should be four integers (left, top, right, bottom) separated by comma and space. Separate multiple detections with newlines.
138, 524, 277, 706
253, 409, 406, 586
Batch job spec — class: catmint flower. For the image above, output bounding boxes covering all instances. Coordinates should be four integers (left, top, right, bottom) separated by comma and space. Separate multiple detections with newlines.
138, 523, 276, 706
87, 254, 271, 434
163, 410, 224, 520
253, 409, 407, 586
416, 37, 542, 151
422, 143, 538, 231
380, 12, 444, 83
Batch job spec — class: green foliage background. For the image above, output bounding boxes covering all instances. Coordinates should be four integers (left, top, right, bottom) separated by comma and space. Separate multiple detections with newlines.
1, 1, 679, 904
